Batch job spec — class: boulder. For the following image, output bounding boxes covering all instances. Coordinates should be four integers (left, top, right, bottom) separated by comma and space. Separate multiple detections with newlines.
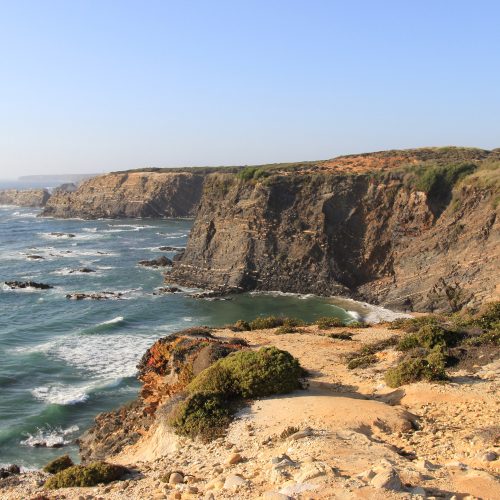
139, 256, 173, 268
4, 281, 53, 290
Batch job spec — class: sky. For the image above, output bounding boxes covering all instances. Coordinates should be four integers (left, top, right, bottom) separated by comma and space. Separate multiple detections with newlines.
0, 1, 499, 178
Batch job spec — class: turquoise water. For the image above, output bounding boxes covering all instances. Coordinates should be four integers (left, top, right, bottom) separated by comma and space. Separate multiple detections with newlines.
0, 206, 354, 469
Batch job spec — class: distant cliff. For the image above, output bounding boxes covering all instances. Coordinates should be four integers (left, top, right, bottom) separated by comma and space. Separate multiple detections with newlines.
0, 189, 50, 207
41, 171, 205, 219
170, 147, 500, 312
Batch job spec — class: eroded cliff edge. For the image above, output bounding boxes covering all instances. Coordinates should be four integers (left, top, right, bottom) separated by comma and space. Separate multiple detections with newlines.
0, 189, 50, 207
41, 171, 205, 218
170, 147, 500, 312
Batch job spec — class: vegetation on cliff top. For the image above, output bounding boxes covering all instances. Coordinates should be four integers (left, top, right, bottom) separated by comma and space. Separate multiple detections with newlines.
44, 462, 128, 489
169, 346, 303, 441
347, 302, 500, 388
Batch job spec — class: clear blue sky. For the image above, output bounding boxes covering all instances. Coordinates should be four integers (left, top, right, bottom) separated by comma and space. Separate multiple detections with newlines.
1, 0, 499, 178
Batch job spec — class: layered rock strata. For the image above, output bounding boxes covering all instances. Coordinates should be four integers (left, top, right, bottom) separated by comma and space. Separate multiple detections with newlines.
41, 171, 205, 218
170, 148, 500, 312
0, 188, 50, 207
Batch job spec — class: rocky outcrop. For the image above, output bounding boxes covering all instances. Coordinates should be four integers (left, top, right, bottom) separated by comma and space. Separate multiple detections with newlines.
40, 171, 205, 219
170, 147, 500, 312
79, 328, 245, 461
0, 188, 50, 207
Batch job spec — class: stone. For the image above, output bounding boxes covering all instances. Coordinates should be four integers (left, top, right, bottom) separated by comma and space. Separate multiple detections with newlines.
262, 492, 292, 500
169, 472, 184, 485
294, 462, 328, 482
223, 474, 247, 490
410, 486, 426, 496
288, 428, 313, 440
227, 452, 244, 465
206, 478, 224, 491
370, 468, 402, 491
481, 451, 498, 462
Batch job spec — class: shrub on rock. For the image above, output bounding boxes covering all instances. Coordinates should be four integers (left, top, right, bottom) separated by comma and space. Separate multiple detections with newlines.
168, 392, 233, 441
385, 347, 447, 387
43, 454, 73, 474
44, 462, 128, 489
315, 316, 344, 329
170, 347, 303, 440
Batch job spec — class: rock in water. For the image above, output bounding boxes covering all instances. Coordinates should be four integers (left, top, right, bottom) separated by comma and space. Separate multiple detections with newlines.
138, 256, 173, 267
5, 281, 53, 290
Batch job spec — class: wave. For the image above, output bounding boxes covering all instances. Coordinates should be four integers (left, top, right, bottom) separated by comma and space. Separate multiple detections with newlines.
81, 316, 125, 334
20, 425, 79, 448
330, 296, 412, 323
31, 384, 90, 405
249, 290, 316, 300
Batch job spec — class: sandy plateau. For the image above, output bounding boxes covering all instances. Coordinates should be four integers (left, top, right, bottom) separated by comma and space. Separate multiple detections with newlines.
2, 322, 499, 500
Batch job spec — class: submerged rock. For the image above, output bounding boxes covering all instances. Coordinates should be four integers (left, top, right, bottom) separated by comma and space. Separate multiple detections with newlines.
66, 291, 123, 300
68, 267, 95, 274
4, 281, 53, 290
49, 232, 76, 238
153, 286, 182, 295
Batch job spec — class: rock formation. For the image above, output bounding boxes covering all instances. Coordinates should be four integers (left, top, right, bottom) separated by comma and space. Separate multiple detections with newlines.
0, 188, 50, 207
170, 147, 500, 312
40, 171, 206, 218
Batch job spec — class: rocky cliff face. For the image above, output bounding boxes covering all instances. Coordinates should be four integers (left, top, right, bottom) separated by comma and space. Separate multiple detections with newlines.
41, 171, 204, 218
170, 148, 500, 312
0, 189, 50, 207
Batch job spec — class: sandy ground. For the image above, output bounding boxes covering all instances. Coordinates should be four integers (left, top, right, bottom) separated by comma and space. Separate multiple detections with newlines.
2, 324, 499, 499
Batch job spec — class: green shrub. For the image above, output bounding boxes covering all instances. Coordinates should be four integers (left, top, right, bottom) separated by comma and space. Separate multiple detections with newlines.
168, 392, 233, 441
275, 325, 298, 334
398, 324, 461, 351
328, 332, 353, 340
346, 321, 368, 328
231, 320, 251, 332
474, 302, 500, 330
347, 354, 377, 369
189, 347, 303, 398
249, 316, 284, 330
172, 347, 303, 440
315, 316, 344, 329
385, 348, 448, 388
43, 454, 73, 474
236, 166, 270, 182
44, 462, 127, 489
413, 162, 476, 198
283, 317, 306, 327
463, 329, 500, 347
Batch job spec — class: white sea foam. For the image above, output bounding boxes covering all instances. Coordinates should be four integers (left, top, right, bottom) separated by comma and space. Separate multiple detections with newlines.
20, 425, 80, 448
21, 332, 158, 380
331, 296, 412, 323
99, 316, 124, 326
31, 384, 90, 405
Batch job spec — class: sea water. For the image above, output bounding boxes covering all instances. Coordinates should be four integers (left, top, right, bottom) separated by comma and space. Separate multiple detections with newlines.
0, 206, 365, 468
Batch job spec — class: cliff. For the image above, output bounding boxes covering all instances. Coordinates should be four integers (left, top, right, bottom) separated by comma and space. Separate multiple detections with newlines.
40, 171, 205, 218
170, 147, 500, 312
0, 188, 50, 207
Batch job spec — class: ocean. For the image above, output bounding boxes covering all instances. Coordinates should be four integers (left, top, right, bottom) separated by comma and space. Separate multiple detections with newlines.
0, 205, 364, 469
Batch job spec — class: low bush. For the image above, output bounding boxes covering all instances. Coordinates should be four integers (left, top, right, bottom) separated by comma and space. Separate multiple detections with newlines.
189, 347, 303, 398
398, 324, 462, 351
171, 347, 304, 440
462, 329, 500, 347
43, 454, 73, 474
385, 347, 448, 388
168, 392, 234, 441
346, 321, 368, 328
249, 316, 284, 330
473, 302, 500, 330
315, 316, 344, 329
328, 332, 353, 341
44, 462, 127, 489
230, 320, 251, 332
275, 325, 298, 334
347, 354, 377, 369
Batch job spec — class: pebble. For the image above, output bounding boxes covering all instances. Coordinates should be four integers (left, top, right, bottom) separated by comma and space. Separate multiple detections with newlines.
481, 451, 498, 462
169, 472, 184, 485
223, 473, 248, 490
227, 452, 244, 465
288, 428, 313, 441
294, 462, 328, 482
262, 492, 292, 499
370, 468, 402, 491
